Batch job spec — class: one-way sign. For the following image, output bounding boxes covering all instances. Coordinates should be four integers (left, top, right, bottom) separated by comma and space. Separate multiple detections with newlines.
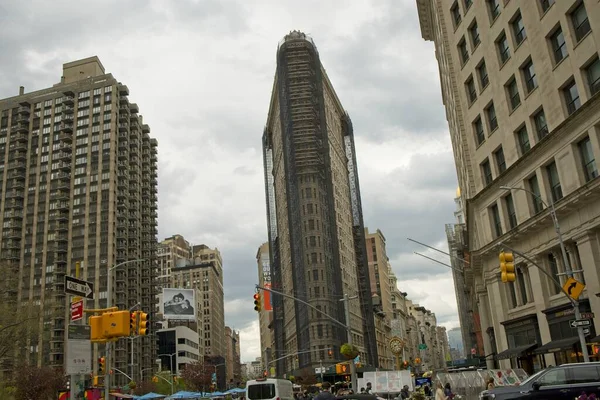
570, 319, 591, 328
65, 276, 94, 299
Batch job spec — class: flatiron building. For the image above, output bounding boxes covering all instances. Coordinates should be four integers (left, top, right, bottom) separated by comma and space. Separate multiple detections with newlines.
262, 31, 378, 375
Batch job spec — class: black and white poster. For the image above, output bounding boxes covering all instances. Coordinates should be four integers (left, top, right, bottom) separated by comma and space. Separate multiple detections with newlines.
163, 288, 196, 320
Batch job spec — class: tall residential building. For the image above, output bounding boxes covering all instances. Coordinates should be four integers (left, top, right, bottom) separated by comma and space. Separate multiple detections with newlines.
157, 234, 191, 289
171, 244, 225, 359
365, 228, 394, 369
224, 326, 242, 387
256, 242, 274, 368
0, 56, 158, 384
262, 31, 378, 374
418, 0, 600, 372
445, 189, 483, 359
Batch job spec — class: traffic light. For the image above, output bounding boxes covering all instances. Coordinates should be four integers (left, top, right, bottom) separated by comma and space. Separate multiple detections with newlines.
152, 376, 159, 383
102, 310, 130, 338
130, 311, 138, 335
499, 251, 516, 283
263, 370, 268, 377
90, 315, 104, 342
99, 357, 105, 374
138, 312, 149, 335
335, 363, 349, 374
253, 293, 262, 312
328, 349, 333, 358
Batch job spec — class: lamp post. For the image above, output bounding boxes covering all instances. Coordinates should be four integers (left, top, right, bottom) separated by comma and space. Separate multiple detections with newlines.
157, 353, 177, 395
212, 362, 226, 391
499, 185, 590, 363
105, 259, 145, 400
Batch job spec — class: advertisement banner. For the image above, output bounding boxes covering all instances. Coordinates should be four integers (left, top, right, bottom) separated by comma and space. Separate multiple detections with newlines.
163, 288, 196, 320
264, 283, 273, 311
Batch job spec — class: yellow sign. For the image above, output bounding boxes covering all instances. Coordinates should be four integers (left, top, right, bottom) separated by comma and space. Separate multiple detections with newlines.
563, 277, 585, 300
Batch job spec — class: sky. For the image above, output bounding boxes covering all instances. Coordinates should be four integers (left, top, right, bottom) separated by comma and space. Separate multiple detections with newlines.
0, 0, 460, 363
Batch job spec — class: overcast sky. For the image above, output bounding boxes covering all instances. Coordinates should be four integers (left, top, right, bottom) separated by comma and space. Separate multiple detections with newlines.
0, 0, 460, 363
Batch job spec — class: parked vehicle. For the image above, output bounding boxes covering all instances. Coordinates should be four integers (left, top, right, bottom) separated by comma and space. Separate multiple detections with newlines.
247, 378, 294, 400
480, 362, 600, 400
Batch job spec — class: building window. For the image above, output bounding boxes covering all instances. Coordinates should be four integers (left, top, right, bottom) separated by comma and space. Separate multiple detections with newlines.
477, 60, 489, 88
505, 194, 517, 229
481, 159, 493, 186
458, 38, 469, 65
497, 32, 510, 64
516, 126, 530, 155
571, 2, 591, 42
470, 20, 480, 48
451, 1, 462, 27
547, 253, 560, 294
487, 0, 501, 21
546, 161, 563, 202
528, 174, 544, 214
464, 0, 473, 9
550, 27, 568, 64
466, 76, 477, 103
516, 267, 529, 304
494, 147, 506, 173
533, 109, 548, 140
512, 12, 526, 45
563, 80, 581, 115
506, 77, 521, 110
578, 136, 598, 182
486, 102, 498, 132
522, 59, 538, 93
586, 57, 600, 97
540, 0, 554, 14
490, 203, 502, 238
474, 116, 485, 146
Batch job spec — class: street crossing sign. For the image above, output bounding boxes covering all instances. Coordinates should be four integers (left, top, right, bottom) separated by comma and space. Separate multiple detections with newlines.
65, 276, 94, 299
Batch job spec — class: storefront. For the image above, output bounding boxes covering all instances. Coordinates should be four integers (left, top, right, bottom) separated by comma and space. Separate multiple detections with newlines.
497, 314, 542, 374
536, 300, 597, 364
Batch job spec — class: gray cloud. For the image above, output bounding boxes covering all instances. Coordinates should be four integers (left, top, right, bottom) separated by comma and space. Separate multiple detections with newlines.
2, 0, 458, 360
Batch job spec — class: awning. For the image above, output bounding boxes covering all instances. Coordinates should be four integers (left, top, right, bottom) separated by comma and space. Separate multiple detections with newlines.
534, 337, 580, 354
495, 343, 537, 360
591, 335, 600, 343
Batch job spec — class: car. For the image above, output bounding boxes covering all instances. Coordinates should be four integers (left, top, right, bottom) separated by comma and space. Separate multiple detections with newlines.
480, 362, 600, 399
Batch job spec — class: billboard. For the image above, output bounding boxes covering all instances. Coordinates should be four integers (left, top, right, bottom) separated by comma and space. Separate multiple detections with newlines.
263, 283, 273, 311
163, 288, 196, 320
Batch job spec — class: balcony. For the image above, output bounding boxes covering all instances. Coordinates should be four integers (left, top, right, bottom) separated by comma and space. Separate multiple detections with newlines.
5, 190, 25, 200
62, 95, 74, 105
58, 132, 72, 142
142, 125, 150, 134
62, 105, 74, 114
7, 161, 26, 171
5, 211, 23, 220
11, 132, 28, 142
51, 191, 69, 201
118, 151, 128, 160
119, 123, 128, 132
17, 105, 30, 115
119, 85, 129, 96
118, 141, 128, 151
7, 170, 25, 180
53, 242, 68, 252
6, 240, 21, 250
55, 253, 68, 263
129, 103, 139, 114
55, 151, 71, 162
57, 142, 72, 152
57, 161, 71, 171
15, 114, 30, 124
118, 112, 129, 122
10, 123, 28, 133
7, 180, 25, 190
54, 222, 69, 232
60, 121, 73, 133
129, 156, 139, 165
50, 210, 69, 221
4, 250, 19, 260
9, 142, 27, 152
11, 151, 26, 161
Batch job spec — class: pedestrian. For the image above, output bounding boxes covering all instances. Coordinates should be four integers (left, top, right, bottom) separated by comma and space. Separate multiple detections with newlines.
314, 382, 335, 400
435, 382, 447, 400
400, 385, 410, 399
486, 377, 495, 390
365, 382, 373, 394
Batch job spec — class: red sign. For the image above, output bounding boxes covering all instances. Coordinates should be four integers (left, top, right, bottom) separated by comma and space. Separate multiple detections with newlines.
71, 300, 84, 321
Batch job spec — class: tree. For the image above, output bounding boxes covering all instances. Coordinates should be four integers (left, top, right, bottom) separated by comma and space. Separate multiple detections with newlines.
133, 380, 157, 396
0, 261, 41, 370
180, 361, 213, 392
12, 364, 65, 400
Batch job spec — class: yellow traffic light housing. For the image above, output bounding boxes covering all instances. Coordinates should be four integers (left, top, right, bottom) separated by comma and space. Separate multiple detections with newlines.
152, 376, 159, 383
102, 310, 131, 338
138, 312, 149, 336
499, 251, 516, 283
335, 363, 349, 375
253, 293, 262, 312
130, 311, 138, 335
99, 357, 106, 374
90, 315, 104, 342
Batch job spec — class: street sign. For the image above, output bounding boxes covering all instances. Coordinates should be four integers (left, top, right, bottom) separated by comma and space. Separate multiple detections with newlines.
581, 312, 595, 319
570, 319, 592, 328
563, 277, 585, 300
71, 300, 83, 322
584, 328, 591, 335
65, 276, 94, 299
418, 344, 428, 350
66, 325, 91, 375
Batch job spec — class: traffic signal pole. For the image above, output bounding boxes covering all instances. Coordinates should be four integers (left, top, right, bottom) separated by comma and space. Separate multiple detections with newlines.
499, 242, 590, 362
256, 285, 357, 390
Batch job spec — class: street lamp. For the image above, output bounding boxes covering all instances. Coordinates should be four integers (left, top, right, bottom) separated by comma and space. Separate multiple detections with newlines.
499, 185, 590, 362
157, 353, 177, 395
105, 258, 146, 400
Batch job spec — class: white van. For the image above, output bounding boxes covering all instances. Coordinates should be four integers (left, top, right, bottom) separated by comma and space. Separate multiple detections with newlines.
246, 378, 294, 400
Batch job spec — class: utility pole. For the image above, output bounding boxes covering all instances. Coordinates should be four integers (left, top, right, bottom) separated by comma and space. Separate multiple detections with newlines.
342, 294, 357, 392
319, 359, 323, 383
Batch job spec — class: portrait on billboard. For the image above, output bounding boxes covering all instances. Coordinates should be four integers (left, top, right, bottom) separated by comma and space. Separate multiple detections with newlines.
163, 288, 195, 320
